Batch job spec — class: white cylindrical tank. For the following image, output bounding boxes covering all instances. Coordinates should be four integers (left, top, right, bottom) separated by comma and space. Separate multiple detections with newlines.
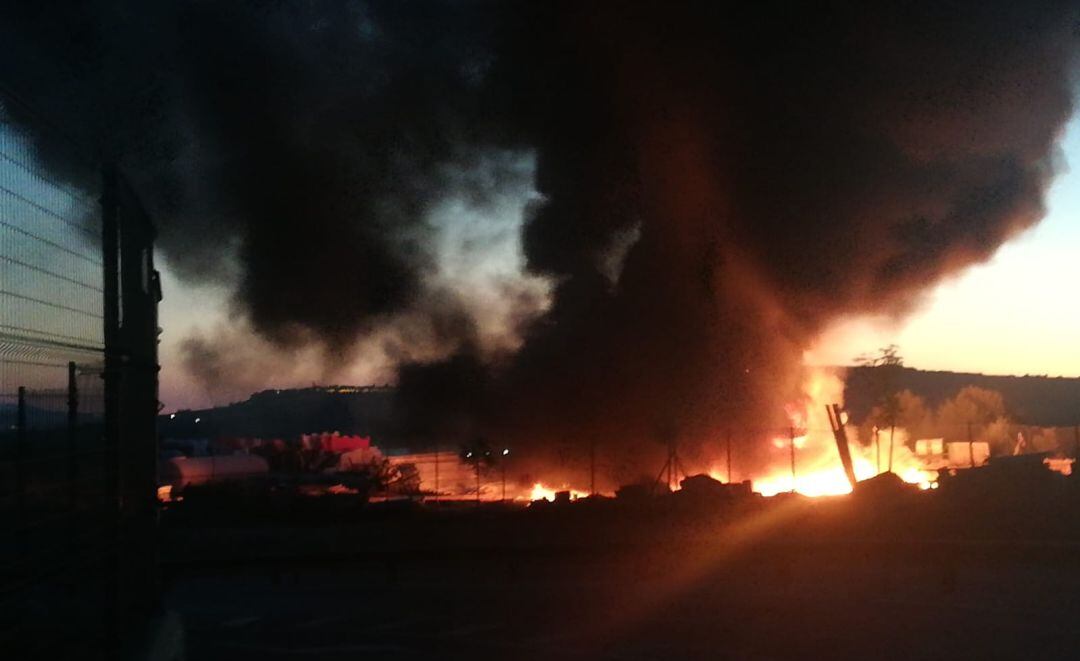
160, 454, 269, 488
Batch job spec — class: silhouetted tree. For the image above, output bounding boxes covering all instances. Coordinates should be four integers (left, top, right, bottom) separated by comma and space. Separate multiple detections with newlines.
936, 386, 1012, 455
855, 344, 904, 471
863, 389, 932, 448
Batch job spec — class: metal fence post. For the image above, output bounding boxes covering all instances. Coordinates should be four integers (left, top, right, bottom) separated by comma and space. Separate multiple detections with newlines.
16, 385, 27, 544
0, 87, 144, 658
67, 361, 79, 557
101, 163, 122, 655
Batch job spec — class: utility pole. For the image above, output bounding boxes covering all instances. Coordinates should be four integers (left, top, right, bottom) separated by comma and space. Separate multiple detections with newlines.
827, 404, 858, 491
67, 362, 78, 544
726, 429, 733, 484
660, 438, 669, 490
433, 442, 439, 504
501, 448, 510, 502
967, 420, 975, 468
651, 435, 684, 494
1073, 424, 1079, 473
16, 386, 26, 529
789, 426, 796, 493
589, 437, 596, 496
888, 424, 895, 473
875, 428, 880, 474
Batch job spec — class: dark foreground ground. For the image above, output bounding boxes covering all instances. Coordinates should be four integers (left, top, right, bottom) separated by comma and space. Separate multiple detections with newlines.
162, 483, 1080, 660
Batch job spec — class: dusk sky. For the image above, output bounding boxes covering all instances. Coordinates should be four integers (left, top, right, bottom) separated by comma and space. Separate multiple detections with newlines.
159, 108, 1080, 413
806, 110, 1080, 377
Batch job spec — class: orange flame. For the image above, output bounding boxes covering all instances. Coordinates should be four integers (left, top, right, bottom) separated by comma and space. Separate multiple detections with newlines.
743, 369, 935, 496
528, 482, 590, 502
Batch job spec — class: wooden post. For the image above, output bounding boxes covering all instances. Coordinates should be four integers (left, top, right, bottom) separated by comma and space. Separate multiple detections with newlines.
589, 437, 596, 496
789, 426, 796, 493
726, 429, 733, 484
660, 438, 669, 490
1073, 425, 1078, 475
888, 425, 895, 473
828, 404, 858, 491
967, 420, 975, 468
433, 442, 439, 503
875, 428, 880, 474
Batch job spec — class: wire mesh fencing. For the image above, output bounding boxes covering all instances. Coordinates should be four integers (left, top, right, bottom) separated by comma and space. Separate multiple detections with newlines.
1, 89, 159, 658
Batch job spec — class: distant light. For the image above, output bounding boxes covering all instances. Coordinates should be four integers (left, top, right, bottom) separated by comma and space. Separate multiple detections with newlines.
194, 417, 201, 423
502, 448, 510, 456
169, 413, 175, 420
466, 451, 473, 458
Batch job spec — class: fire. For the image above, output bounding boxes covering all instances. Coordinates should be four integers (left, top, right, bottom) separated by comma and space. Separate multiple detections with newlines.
749, 368, 935, 497
528, 483, 589, 502
156, 484, 184, 503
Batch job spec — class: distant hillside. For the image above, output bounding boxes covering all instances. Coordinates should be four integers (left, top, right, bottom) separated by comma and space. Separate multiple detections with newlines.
160, 369, 1080, 445
844, 367, 1080, 427
160, 386, 398, 443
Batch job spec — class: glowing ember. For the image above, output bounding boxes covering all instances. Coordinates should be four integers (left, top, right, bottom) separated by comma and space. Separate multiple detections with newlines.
749, 369, 935, 497
156, 484, 183, 503
1046, 457, 1074, 476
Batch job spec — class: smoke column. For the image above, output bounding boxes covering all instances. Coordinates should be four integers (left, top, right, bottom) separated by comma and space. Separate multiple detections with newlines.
400, 0, 1080, 480
2, 1, 1077, 480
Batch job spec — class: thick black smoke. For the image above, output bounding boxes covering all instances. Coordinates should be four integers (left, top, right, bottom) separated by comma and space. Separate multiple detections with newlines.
401, 1, 1080, 481
0, 1, 518, 349
3, 2, 1078, 481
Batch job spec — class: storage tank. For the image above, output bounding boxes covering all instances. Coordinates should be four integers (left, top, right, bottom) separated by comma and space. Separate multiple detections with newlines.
160, 454, 269, 488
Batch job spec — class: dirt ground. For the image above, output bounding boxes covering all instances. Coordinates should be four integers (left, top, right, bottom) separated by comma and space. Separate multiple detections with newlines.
163, 493, 1080, 660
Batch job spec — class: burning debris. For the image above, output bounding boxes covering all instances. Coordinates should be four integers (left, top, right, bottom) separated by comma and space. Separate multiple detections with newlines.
741, 369, 936, 497
529, 484, 590, 503
158, 363, 1079, 507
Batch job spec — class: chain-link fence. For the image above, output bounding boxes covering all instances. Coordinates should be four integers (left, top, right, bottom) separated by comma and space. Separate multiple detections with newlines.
1, 90, 160, 658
